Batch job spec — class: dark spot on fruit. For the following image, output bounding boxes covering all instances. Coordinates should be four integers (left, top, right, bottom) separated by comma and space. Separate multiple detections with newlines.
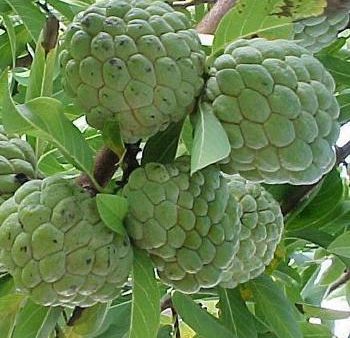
146, 67, 151, 72
53, 239, 58, 243
86, 258, 92, 264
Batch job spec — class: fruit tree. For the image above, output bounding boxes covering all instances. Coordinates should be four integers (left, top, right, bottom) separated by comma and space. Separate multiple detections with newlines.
0, 0, 350, 337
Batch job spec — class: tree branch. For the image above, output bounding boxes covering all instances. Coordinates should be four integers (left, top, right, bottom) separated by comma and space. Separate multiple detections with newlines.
281, 140, 350, 215
76, 147, 120, 193
171, 0, 216, 8
336, 140, 350, 165
328, 268, 350, 294
196, 0, 236, 34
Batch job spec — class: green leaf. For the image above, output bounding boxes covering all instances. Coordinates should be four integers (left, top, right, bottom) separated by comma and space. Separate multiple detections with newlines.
94, 301, 132, 338
14, 97, 97, 186
46, 0, 85, 20
213, 0, 293, 52
129, 249, 160, 338
337, 91, 350, 124
0, 294, 26, 337
96, 194, 128, 235
2, 14, 16, 68
191, 101, 230, 174
157, 325, 172, 338
318, 55, 350, 86
328, 231, 350, 258
142, 120, 184, 165
38, 149, 74, 176
0, 25, 31, 71
318, 256, 345, 286
0, 69, 31, 130
12, 300, 61, 338
300, 303, 350, 320
286, 170, 344, 231
249, 275, 302, 338
172, 292, 236, 338
300, 322, 332, 338
4, 0, 46, 42
72, 302, 110, 336
217, 288, 257, 338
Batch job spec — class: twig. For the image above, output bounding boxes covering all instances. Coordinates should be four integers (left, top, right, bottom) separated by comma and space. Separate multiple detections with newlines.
67, 306, 84, 326
328, 268, 350, 294
117, 141, 141, 187
281, 183, 319, 216
76, 147, 120, 193
172, 0, 216, 8
196, 0, 236, 33
336, 140, 350, 165
282, 140, 350, 215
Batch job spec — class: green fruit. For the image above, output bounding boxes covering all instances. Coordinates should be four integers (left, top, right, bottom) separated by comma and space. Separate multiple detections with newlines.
293, 9, 349, 53
0, 176, 133, 307
220, 176, 283, 288
205, 38, 339, 185
123, 156, 241, 293
60, 0, 205, 143
0, 126, 36, 205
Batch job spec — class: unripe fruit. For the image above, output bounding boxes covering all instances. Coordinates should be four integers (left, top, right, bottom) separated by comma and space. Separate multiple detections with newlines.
123, 156, 241, 293
60, 0, 205, 143
293, 8, 349, 53
221, 176, 283, 288
0, 126, 36, 204
0, 176, 133, 307
205, 38, 339, 185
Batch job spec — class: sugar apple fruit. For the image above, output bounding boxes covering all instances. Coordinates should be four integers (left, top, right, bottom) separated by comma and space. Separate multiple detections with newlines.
220, 176, 283, 288
205, 38, 340, 185
0, 125, 36, 205
60, 0, 205, 143
123, 156, 241, 293
0, 176, 133, 307
293, 4, 350, 53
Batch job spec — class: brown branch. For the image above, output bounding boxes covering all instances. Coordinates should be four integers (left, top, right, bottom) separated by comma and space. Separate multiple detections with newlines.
196, 0, 236, 34
282, 140, 350, 216
67, 306, 84, 326
328, 268, 350, 294
76, 147, 120, 193
281, 183, 319, 216
336, 140, 350, 165
172, 0, 216, 8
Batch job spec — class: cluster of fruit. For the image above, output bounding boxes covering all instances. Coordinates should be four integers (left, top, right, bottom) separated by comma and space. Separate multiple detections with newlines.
0, 0, 343, 308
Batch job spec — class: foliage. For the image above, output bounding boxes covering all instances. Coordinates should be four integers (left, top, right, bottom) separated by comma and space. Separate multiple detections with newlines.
0, 0, 349, 337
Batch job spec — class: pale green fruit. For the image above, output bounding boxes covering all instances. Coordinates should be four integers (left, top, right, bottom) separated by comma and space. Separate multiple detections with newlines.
220, 176, 283, 288
0, 125, 36, 205
205, 38, 339, 185
123, 156, 241, 293
60, 0, 205, 143
0, 176, 133, 308
293, 8, 349, 53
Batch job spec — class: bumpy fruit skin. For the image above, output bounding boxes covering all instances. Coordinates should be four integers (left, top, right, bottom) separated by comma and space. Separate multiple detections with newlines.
0, 176, 133, 308
293, 10, 349, 53
0, 126, 36, 204
60, 0, 205, 143
220, 176, 283, 288
205, 38, 340, 185
123, 156, 241, 293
